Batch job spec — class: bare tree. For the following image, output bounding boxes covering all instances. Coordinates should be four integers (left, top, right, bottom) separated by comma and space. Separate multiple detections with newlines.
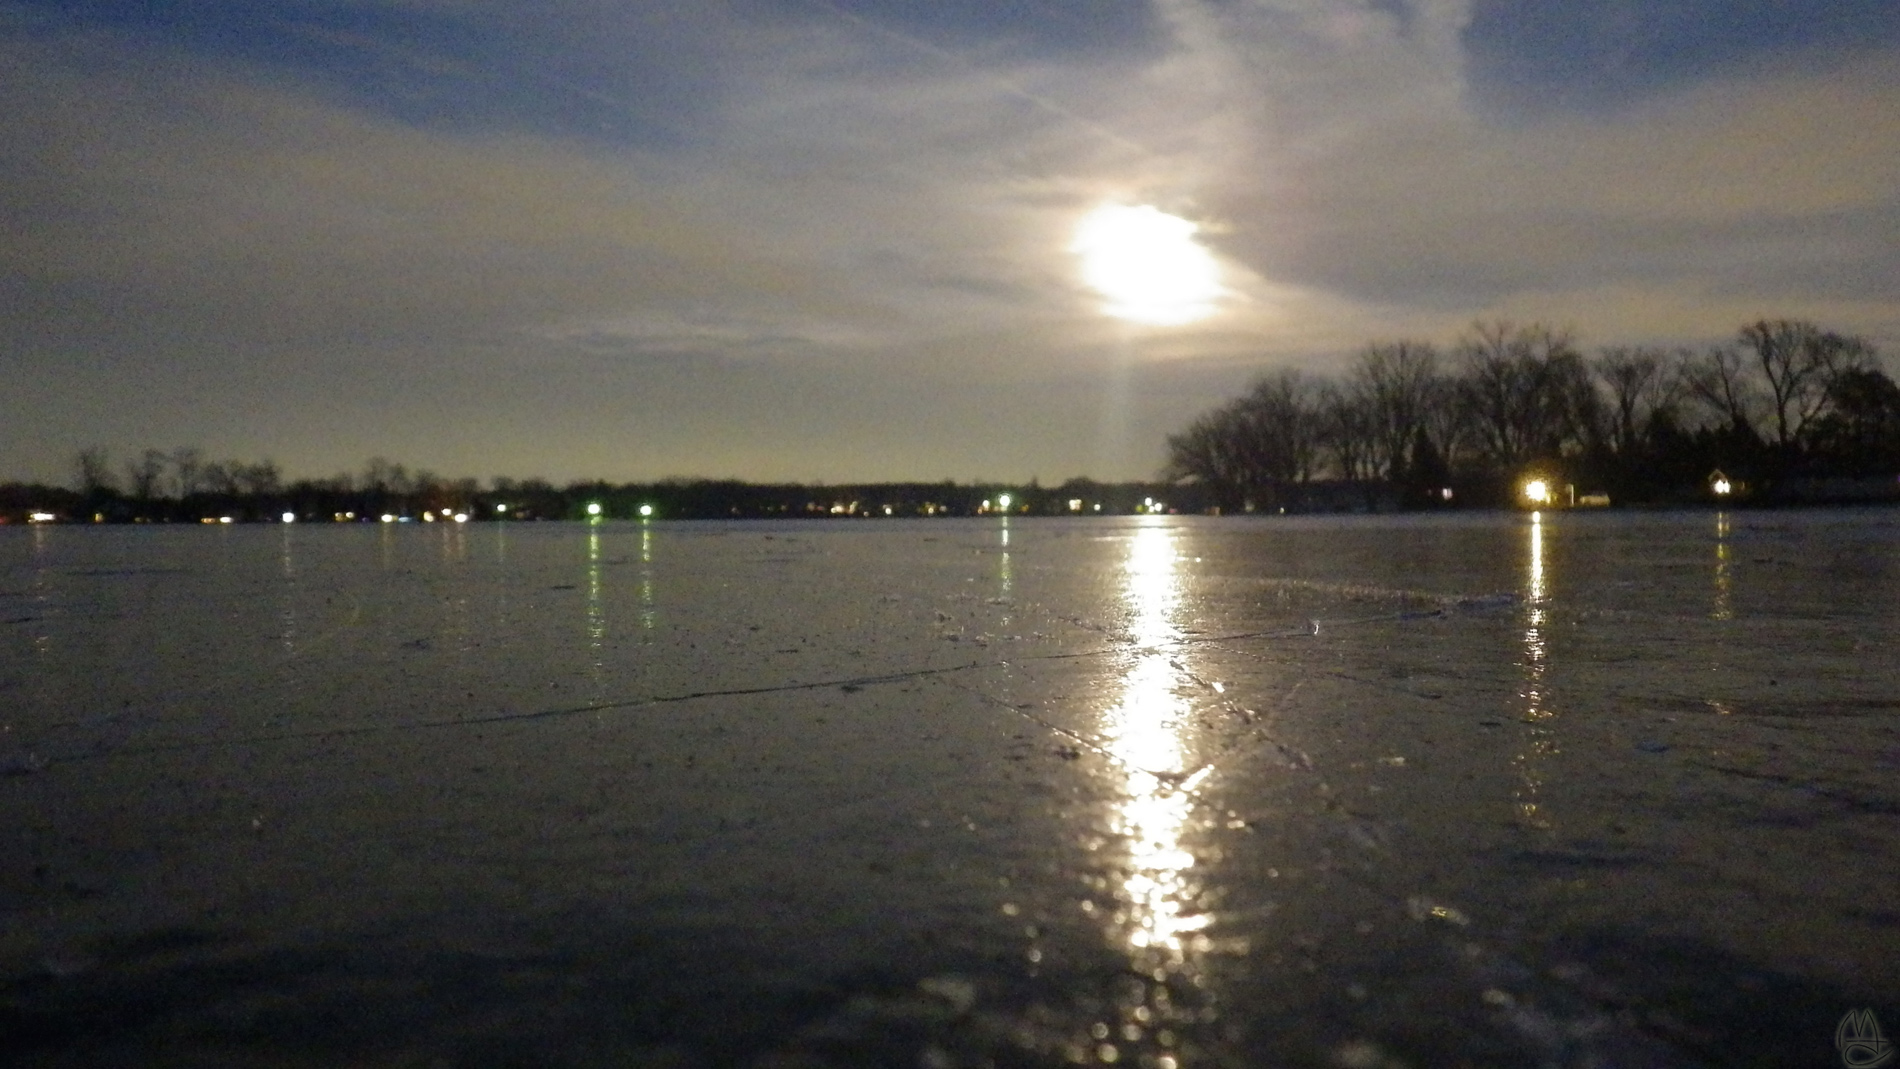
1234, 370, 1323, 489
1739, 320, 1818, 446
1737, 319, 1878, 448
1592, 347, 1684, 458
1456, 321, 1589, 468
1318, 381, 1376, 481
1683, 343, 1763, 434
232, 461, 283, 497
1350, 341, 1440, 480
171, 446, 205, 499
199, 462, 239, 497
449, 477, 482, 510
1165, 409, 1250, 512
74, 446, 116, 496
1166, 370, 1322, 510
411, 469, 445, 509
124, 449, 169, 501
362, 457, 411, 496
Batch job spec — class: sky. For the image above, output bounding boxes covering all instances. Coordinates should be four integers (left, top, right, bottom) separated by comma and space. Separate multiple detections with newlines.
3, 0, 1897, 486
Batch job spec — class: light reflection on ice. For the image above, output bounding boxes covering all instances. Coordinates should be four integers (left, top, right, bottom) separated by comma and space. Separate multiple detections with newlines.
640, 523, 656, 632
1515, 513, 1556, 829
587, 525, 605, 677
441, 517, 468, 565
28, 525, 54, 707
1712, 511, 1733, 621
998, 517, 1013, 606
1521, 512, 1549, 721
441, 524, 471, 655
378, 518, 395, 570
1090, 520, 1213, 1060
279, 524, 299, 656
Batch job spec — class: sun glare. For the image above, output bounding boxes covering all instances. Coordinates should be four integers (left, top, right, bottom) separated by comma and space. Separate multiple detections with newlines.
1072, 204, 1221, 326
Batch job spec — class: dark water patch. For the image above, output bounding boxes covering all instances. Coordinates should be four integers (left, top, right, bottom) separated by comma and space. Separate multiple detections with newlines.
1652, 696, 1900, 719
1740, 698, 1900, 719
59, 568, 191, 578
1842, 906, 1900, 930
1688, 762, 1900, 817
0, 922, 1215, 1068
1532, 928, 1882, 1068
1236, 922, 1881, 1068
1496, 846, 1659, 872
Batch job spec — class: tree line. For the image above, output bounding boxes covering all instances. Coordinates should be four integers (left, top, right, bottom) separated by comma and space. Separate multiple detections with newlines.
3, 450, 1199, 523
1165, 319, 1900, 511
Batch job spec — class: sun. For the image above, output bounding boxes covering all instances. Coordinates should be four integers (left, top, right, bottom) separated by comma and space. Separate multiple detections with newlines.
1072, 204, 1221, 325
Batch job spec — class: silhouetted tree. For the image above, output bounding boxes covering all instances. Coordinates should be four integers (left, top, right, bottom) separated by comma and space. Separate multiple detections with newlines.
1236, 371, 1323, 489
1401, 426, 1452, 506
1738, 319, 1874, 449
74, 447, 116, 497
1167, 316, 1891, 509
232, 461, 283, 497
1456, 321, 1591, 469
1421, 372, 1475, 475
1593, 346, 1685, 459
1805, 367, 1900, 473
1317, 380, 1375, 482
1165, 410, 1249, 512
171, 446, 205, 499
124, 449, 168, 502
1351, 341, 1440, 481
1164, 370, 1321, 511
1684, 344, 1765, 437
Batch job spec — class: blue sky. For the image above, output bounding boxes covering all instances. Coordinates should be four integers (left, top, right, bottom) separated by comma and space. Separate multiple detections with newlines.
1464, 0, 1900, 112
3, 0, 1897, 484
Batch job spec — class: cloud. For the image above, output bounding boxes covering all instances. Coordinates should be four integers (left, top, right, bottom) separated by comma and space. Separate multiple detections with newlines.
0, 34, 859, 352
1156, 1, 1900, 346
1, 0, 1896, 485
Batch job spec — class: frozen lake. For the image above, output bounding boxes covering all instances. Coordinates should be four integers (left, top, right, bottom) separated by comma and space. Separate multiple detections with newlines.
3, 511, 1897, 1066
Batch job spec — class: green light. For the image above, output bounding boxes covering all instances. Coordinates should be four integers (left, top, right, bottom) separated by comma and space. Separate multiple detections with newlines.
586, 502, 603, 517
639, 504, 654, 518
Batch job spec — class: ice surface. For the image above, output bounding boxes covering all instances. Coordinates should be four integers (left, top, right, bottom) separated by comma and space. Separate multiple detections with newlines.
2, 511, 1897, 1066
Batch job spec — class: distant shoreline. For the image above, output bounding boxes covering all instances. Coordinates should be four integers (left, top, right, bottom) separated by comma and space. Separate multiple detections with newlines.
7, 473, 1898, 525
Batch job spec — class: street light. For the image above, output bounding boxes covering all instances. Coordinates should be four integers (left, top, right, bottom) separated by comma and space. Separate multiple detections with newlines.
1523, 478, 1552, 506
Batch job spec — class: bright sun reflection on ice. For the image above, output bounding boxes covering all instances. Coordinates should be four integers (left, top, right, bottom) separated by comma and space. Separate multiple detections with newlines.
1105, 523, 1209, 961
1080, 521, 1224, 1063
1073, 204, 1221, 325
